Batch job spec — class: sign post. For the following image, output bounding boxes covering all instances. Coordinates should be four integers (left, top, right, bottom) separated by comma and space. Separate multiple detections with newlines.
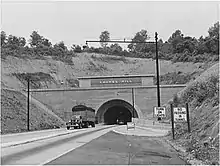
27, 78, 30, 131
171, 103, 190, 139
170, 104, 175, 139
186, 103, 191, 133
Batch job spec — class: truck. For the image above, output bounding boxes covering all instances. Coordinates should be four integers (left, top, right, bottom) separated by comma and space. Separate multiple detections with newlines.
65, 105, 96, 130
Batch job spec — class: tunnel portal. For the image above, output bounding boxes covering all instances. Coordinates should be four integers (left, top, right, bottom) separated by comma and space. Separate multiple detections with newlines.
96, 99, 142, 124
104, 106, 132, 125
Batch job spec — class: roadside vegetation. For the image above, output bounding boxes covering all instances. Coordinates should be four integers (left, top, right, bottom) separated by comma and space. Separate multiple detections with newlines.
1, 22, 219, 64
153, 71, 196, 85
164, 63, 219, 165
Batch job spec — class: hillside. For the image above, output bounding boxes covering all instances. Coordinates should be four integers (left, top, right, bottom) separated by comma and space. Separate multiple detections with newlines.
1, 52, 217, 134
1, 89, 65, 134
2, 53, 214, 89
164, 62, 219, 165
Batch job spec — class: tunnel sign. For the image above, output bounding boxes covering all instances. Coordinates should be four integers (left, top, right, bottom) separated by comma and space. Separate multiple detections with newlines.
173, 107, 187, 122
154, 107, 166, 117
91, 77, 142, 87
77, 75, 155, 88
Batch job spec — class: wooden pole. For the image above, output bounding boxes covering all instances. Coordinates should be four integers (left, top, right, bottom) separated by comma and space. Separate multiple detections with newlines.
170, 104, 175, 139
186, 103, 191, 133
27, 78, 30, 131
155, 32, 161, 107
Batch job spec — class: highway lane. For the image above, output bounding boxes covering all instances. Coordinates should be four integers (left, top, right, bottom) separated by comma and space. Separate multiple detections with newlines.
1, 125, 117, 165
1, 128, 79, 146
46, 130, 187, 165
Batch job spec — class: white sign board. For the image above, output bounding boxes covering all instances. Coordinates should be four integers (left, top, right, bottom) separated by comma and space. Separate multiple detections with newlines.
154, 107, 166, 117
173, 107, 187, 122
127, 122, 135, 130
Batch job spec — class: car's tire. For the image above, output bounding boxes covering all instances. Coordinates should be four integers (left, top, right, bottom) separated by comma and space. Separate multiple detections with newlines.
85, 122, 89, 128
67, 126, 70, 130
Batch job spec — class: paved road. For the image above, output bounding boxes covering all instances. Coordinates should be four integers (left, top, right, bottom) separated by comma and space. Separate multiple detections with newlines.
1, 125, 116, 165
1, 123, 188, 165
46, 130, 187, 165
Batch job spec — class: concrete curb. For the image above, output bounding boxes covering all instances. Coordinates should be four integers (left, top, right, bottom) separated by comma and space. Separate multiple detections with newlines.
112, 129, 131, 136
1, 129, 85, 148
112, 125, 170, 137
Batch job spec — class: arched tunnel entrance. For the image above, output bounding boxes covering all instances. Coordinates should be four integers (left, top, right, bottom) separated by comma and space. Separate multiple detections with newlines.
104, 105, 132, 125
96, 99, 143, 124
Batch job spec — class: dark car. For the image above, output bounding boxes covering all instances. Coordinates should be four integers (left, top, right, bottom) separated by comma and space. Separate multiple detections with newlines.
117, 119, 127, 125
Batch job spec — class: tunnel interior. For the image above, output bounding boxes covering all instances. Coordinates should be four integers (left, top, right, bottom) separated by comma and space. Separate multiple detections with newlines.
104, 105, 132, 125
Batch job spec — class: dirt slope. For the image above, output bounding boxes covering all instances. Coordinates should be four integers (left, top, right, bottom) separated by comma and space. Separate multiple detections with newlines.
1, 53, 211, 90
1, 88, 65, 134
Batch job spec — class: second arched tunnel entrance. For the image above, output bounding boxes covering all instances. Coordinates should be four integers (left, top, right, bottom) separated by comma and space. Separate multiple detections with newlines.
104, 105, 132, 125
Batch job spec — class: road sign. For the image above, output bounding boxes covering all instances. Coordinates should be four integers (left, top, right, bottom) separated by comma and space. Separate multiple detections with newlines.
127, 122, 135, 130
154, 107, 166, 117
173, 107, 187, 122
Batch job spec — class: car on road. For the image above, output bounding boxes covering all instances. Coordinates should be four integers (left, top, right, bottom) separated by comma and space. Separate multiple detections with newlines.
117, 119, 127, 125
66, 105, 96, 130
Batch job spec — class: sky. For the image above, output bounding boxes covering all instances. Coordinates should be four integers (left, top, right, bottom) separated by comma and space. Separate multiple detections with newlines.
1, 0, 219, 49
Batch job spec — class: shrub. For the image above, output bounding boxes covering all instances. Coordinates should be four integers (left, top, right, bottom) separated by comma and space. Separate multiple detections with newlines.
181, 74, 219, 107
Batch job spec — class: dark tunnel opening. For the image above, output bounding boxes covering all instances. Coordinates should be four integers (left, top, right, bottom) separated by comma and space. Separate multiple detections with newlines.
104, 106, 132, 125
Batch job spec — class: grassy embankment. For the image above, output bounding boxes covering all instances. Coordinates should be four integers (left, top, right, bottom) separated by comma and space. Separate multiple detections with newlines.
164, 62, 219, 165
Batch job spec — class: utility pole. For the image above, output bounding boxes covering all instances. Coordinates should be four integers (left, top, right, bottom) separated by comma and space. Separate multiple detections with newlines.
27, 78, 30, 131
155, 32, 161, 107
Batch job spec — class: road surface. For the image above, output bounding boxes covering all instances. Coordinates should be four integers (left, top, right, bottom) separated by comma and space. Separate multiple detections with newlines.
1, 123, 188, 165
1, 125, 115, 165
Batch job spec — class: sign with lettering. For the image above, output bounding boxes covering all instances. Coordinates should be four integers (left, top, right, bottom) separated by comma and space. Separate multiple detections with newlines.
173, 107, 187, 122
154, 107, 166, 117
91, 77, 142, 87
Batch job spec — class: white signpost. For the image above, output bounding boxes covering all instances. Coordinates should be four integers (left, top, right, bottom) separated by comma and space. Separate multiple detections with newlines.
154, 107, 166, 117
173, 107, 187, 122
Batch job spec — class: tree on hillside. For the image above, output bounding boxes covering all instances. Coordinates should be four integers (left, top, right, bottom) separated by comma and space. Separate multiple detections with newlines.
168, 30, 184, 53
195, 36, 209, 54
54, 41, 67, 51
71, 44, 82, 53
99, 31, 110, 48
6, 35, 26, 49
175, 36, 197, 53
29, 31, 43, 47
128, 29, 150, 53
1, 31, 7, 46
158, 38, 163, 51
110, 43, 123, 54
29, 31, 52, 48
42, 38, 52, 47
18, 37, 26, 47
206, 21, 219, 54
208, 21, 219, 39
